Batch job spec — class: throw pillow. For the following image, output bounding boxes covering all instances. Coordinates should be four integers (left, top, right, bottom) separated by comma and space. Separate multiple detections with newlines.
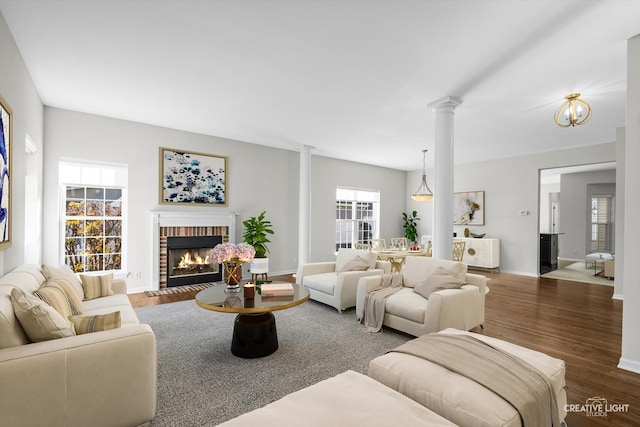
10, 287, 76, 342
33, 286, 75, 321
80, 273, 115, 300
42, 278, 85, 315
41, 264, 84, 300
69, 311, 121, 335
413, 266, 466, 299
338, 255, 371, 273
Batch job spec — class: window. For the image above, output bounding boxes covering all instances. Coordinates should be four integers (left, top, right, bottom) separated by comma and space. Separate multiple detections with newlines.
590, 195, 614, 252
335, 188, 379, 251
60, 161, 127, 273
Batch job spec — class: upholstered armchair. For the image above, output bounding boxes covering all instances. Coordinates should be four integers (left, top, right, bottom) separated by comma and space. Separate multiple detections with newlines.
296, 248, 391, 312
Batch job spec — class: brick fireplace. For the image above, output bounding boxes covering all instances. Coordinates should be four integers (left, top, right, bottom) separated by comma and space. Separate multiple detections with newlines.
152, 212, 236, 289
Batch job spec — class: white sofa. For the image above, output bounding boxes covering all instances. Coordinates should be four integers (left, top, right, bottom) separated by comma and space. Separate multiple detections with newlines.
356, 256, 487, 336
296, 248, 391, 312
0, 265, 157, 427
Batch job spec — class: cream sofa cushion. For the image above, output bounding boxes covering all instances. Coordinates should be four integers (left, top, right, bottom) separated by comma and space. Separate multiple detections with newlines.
302, 273, 339, 295
335, 248, 377, 272
41, 264, 84, 300
385, 288, 426, 323
10, 288, 75, 342
402, 256, 467, 288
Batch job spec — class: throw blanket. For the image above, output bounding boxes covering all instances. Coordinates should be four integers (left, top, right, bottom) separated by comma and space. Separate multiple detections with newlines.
361, 273, 403, 333
390, 334, 561, 427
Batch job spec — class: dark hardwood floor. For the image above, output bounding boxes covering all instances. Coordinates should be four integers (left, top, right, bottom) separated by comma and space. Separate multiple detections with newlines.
129, 271, 639, 426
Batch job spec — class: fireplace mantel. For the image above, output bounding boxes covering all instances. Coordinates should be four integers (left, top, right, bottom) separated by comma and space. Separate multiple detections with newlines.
151, 211, 237, 290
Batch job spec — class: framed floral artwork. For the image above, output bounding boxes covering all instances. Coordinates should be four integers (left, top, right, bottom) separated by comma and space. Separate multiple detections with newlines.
159, 147, 228, 206
453, 191, 484, 225
0, 95, 12, 249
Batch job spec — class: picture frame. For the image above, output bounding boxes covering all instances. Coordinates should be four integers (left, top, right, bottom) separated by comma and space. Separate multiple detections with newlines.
159, 147, 228, 206
0, 95, 12, 249
453, 191, 484, 225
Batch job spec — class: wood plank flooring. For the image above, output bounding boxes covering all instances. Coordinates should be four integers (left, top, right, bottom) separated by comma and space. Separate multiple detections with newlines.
129, 271, 639, 426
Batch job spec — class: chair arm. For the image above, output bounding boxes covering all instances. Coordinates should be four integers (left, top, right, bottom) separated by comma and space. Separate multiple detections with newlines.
355, 274, 385, 321
0, 324, 157, 427
296, 262, 337, 282
465, 273, 487, 295
335, 269, 386, 312
424, 286, 483, 334
112, 278, 128, 294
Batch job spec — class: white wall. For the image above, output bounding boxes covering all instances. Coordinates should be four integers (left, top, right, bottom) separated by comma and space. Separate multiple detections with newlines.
620, 33, 640, 373
0, 12, 44, 275
539, 183, 560, 234
309, 155, 407, 263
406, 143, 616, 276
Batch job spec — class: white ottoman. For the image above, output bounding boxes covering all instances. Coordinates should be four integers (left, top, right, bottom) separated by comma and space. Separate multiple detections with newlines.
585, 252, 613, 267
218, 370, 456, 426
368, 329, 567, 427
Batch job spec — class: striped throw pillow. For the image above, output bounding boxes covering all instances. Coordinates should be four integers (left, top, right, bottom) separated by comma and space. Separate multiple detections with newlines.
80, 273, 115, 300
33, 286, 75, 322
11, 288, 75, 342
70, 311, 121, 335
43, 278, 85, 315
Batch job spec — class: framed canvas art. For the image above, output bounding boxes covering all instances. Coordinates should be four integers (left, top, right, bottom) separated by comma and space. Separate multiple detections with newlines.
453, 191, 484, 225
0, 95, 11, 249
159, 147, 228, 206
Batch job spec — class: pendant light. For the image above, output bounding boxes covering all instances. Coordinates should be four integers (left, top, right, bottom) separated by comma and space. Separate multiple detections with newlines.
554, 93, 592, 127
411, 149, 433, 202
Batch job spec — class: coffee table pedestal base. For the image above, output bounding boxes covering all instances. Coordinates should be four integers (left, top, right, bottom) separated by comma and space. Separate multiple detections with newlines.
231, 312, 278, 358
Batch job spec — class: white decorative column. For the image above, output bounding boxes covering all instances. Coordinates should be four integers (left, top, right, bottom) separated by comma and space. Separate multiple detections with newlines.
428, 96, 462, 260
298, 145, 313, 267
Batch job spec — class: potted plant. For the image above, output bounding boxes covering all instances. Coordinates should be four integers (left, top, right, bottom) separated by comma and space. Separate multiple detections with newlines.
402, 210, 420, 244
242, 211, 274, 281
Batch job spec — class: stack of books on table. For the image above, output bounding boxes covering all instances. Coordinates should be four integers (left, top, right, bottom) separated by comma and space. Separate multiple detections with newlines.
260, 283, 294, 301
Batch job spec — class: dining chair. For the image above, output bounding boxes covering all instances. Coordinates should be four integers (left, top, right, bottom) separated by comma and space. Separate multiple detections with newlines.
354, 242, 370, 250
390, 237, 409, 249
369, 239, 387, 251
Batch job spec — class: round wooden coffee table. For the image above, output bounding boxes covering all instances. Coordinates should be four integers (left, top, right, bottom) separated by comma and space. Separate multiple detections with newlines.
195, 282, 310, 358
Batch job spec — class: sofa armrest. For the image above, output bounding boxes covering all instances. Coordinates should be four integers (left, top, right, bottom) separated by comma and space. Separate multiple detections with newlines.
0, 324, 157, 427
464, 273, 487, 295
111, 278, 128, 294
355, 275, 385, 321
296, 262, 337, 282
424, 286, 483, 334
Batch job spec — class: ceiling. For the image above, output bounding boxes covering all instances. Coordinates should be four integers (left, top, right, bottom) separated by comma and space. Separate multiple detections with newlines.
1, 0, 638, 171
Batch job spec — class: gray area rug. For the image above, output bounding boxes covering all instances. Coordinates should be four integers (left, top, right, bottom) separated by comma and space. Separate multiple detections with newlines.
136, 299, 412, 426
541, 261, 613, 286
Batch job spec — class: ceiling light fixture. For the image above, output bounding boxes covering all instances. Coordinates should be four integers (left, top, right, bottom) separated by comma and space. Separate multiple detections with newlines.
411, 149, 433, 202
554, 93, 592, 127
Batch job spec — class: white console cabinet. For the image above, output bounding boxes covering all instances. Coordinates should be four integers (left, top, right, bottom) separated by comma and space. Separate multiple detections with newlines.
459, 238, 500, 270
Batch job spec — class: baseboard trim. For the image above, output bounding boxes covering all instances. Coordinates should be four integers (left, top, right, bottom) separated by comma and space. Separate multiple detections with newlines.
618, 357, 640, 374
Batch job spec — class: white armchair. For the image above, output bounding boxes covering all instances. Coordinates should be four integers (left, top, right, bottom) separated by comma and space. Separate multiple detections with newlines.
356, 256, 487, 336
296, 248, 391, 312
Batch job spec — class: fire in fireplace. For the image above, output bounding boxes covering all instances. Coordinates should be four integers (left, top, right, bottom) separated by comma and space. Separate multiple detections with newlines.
166, 236, 222, 287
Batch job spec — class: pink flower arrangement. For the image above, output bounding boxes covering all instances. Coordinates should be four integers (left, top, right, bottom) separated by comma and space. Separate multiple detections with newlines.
209, 242, 256, 264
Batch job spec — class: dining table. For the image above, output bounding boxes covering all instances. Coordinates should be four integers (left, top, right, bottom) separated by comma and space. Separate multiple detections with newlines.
372, 248, 430, 272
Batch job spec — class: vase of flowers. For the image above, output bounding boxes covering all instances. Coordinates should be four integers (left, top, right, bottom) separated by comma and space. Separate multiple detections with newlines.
209, 242, 256, 294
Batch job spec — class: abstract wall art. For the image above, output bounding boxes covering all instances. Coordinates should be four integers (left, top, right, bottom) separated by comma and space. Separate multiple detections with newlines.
453, 191, 484, 225
159, 147, 228, 206
0, 95, 12, 249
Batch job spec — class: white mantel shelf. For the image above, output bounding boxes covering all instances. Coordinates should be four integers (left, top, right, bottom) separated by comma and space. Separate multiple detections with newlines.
151, 211, 237, 290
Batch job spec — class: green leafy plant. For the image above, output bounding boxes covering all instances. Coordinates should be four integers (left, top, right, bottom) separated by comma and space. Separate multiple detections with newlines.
242, 211, 274, 258
402, 210, 420, 243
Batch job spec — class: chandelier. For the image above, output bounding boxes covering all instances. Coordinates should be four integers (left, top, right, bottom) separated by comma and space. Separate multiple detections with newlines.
554, 93, 592, 127
411, 149, 433, 202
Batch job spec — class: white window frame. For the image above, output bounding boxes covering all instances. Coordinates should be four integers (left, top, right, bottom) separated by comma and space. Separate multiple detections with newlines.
59, 160, 128, 275
336, 187, 380, 251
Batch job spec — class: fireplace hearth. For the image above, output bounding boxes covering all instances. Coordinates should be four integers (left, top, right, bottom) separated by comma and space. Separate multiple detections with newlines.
166, 236, 222, 287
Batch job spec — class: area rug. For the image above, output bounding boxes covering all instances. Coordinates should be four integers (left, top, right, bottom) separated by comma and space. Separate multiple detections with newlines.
136, 299, 412, 426
541, 262, 613, 286
144, 282, 219, 297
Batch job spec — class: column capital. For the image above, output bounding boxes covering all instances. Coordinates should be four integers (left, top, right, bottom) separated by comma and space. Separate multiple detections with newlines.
298, 144, 315, 153
428, 96, 462, 112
